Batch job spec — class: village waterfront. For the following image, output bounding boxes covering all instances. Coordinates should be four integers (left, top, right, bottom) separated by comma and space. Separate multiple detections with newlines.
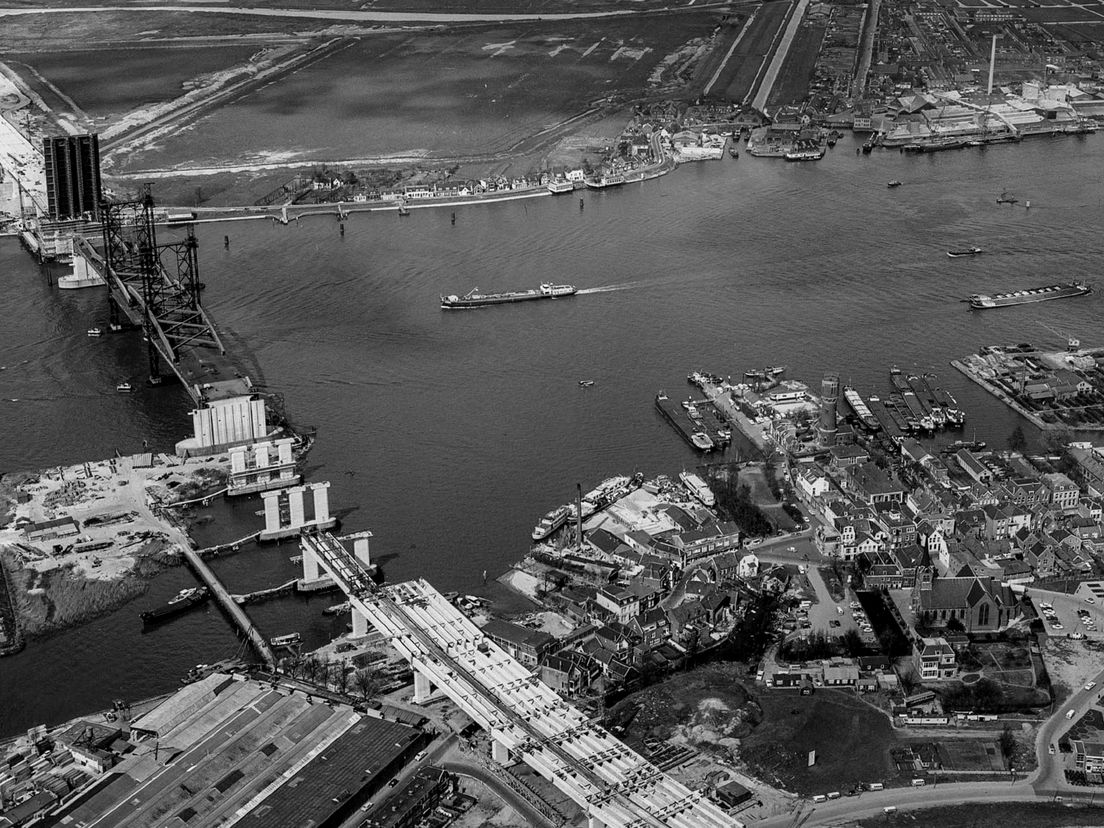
1, 134, 1103, 738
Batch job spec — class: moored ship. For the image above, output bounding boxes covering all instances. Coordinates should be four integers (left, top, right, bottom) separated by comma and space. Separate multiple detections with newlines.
547, 179, 574, 194
843, 386, 880, 431
584, 173, 626, 190
967, 281, 1091, 309
441, 282, 577, 309
679, 471, 715, 507
140, 587, 209, 624
532, 505, 570, 541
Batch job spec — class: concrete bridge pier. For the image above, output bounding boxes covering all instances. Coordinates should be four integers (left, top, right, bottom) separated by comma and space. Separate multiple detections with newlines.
301, 539, 321, 582
588, 816, 605, 828
491, 738, 511, 766
350, 608, 369, 637
413, 669, 436, 704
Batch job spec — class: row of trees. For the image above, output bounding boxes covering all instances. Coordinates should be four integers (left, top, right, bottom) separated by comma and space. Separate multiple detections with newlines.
278, 655, 382, 702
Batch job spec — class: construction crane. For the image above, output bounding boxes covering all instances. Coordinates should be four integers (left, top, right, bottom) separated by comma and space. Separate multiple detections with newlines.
1037, 322, 1080, 352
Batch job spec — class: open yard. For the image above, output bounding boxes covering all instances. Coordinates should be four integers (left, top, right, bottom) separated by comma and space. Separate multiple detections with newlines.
613, 663, 762, 753
106, 17, 718, 174
740, 689, 897, 794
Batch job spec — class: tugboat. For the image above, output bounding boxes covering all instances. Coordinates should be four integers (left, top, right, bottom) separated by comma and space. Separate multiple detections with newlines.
947, 246, 982, 258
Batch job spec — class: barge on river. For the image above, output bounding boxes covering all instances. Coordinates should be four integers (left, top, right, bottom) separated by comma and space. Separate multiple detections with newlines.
967, 282, 1091, 309
441, 282, 576, 309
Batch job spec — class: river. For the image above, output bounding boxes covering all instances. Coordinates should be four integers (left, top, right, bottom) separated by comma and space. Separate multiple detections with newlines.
1, 133, 1102, 736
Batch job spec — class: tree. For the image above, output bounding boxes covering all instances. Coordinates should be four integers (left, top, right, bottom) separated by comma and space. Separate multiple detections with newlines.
841, 628, 865, 657
945, 615, 965, 633
352, 668, 381, 702
330, 660, 350, 695
1008, 425, 1027, 453
999, 725, 1017, 761
302, 656, 322, 684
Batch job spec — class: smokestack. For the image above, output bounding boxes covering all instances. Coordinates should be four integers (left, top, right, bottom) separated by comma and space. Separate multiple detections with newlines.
988, 35, 998, 96
576, 483, 583, 548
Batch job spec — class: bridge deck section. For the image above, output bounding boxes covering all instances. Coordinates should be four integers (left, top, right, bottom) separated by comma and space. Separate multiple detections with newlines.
301, 532, 740, 828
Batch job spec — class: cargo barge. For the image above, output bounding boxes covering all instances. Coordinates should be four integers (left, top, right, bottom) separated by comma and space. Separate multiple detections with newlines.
656, 392, 716, 452
843, 386, 879, 431
441, 282, 576, 309
866, 396, 904, 441
967, 282, 1091, 309
140, 587, 209, 625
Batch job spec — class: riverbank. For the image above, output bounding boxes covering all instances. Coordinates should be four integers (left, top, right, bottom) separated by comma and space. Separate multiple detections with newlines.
0, 452, 228, 639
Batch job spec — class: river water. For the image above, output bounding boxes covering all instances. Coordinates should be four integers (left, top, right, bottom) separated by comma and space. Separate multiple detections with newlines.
2, 134, 1102, 736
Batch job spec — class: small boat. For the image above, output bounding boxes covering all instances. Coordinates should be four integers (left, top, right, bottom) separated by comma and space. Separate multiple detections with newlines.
690, 432, 715, 451
87, 328, 102, 337
578, 380, 595, 388
947, 247, 982, 258
996, 190, 1018, 204
728, 147, 740, 159
116, 382, 133, 393
887, 180, 902, 188
398, 204, 411, 216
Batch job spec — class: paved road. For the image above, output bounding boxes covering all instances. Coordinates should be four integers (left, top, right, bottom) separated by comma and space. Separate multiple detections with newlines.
755, 780, 1040, 827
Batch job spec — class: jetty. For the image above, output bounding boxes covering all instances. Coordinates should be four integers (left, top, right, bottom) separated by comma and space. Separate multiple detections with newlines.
180, 545, 276, 668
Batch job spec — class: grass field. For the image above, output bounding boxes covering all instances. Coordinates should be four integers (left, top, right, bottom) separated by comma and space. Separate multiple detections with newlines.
765, 22, 825, 108
8, 46, 262, 119
110, 17, 717, 173
741, 690, 897, 794
717, 0, 794, 103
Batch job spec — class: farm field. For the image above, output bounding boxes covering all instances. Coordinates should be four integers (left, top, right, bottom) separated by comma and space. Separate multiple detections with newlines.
109, 18, 718, 174
7, 46, 262, 120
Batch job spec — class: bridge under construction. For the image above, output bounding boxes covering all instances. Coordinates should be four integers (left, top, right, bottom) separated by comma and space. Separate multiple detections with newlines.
97, 188, 252, 405
300, 531, 742, 828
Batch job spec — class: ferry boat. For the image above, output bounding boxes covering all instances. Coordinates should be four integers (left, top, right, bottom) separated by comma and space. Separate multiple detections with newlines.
532, 505, 571, 542
270, 633, 302, 648
783, 147, 825, 162
116, 382, 133, 393
87, 327, 102, 337
947, 246, 982, 257
584, 173, 626, 190
547, 179, 574, 194
140, 587, 209, 624
967, 282, 1091, 309
679, 471, 715, 507
441, 282, 577, 309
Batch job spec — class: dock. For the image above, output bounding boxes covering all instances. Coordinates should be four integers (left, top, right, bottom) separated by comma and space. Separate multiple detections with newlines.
180, 545, 277, 668
654, 393, 730, 452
